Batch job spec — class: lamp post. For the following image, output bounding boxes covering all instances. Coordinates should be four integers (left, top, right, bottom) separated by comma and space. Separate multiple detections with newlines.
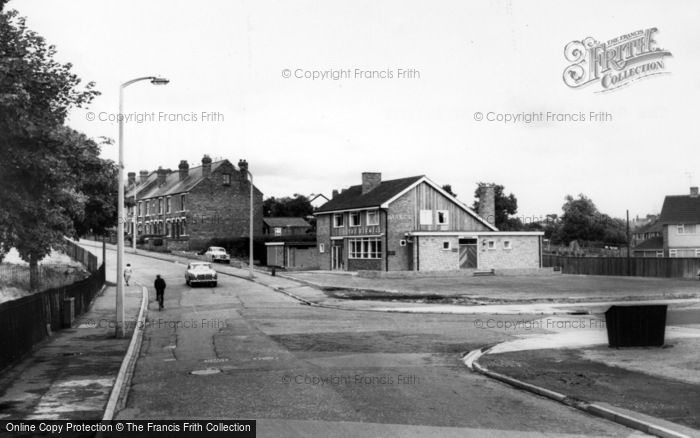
116, 76, 169, 338
239, 161, 255, 279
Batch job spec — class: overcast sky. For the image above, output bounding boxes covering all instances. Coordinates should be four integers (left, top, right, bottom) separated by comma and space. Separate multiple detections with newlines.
10, 0, 700, 221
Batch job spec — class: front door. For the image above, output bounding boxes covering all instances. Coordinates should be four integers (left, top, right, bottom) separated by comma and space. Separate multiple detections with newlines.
331, 242, 344, 270
459, 238, 477, 269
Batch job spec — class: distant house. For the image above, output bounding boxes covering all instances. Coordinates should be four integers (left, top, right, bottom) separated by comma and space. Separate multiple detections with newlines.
309, 193, 330, 210
125, 155, 263, 251
262, 217, 311, 236
632, 219, 663, 257
314, 172, 543, 272
658, 186, 700, 257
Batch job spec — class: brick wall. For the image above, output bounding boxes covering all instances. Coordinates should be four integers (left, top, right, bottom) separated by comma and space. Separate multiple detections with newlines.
316, 215, 331, 270
417, 236, 460, 271
477, 235, 540, 270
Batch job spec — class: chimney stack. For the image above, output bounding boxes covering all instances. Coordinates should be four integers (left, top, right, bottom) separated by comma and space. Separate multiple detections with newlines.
362, 172, 381, 195
157, 167, 168, 186
332, 189, 339, 199
139, 170, 149, 185
127, 172, 136, 186
202, 155, 212, 178
178, 160, 189, 181
477, 184, 496, 227
691, 187, 699, 197
238, 159, 249, 181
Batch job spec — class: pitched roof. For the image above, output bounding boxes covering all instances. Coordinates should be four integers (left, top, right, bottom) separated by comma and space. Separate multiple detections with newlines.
634, 236, 664, 250
634, 219, 662, 235
263, 217, 311, 228
126, 160, 227, 200
659, 195, 700, 224
315, 176, 423, 213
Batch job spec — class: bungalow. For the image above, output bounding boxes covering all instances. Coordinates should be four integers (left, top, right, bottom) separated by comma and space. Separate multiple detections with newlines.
314, 172, 543, 272
262, 217, 312, 236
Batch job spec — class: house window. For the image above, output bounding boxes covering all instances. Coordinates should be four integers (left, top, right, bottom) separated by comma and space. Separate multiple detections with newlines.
349, 238, 382, 259
333, 213, 344, 228
274, 227, 282, 236
503, 240, 512, 250
678, 224, 697, 234
350, 212, 361, 227
180, 194, 187, 211
158, 198, 163, 214
138, 202, 143, 217
437, 210, 449, 225
319, 243, 325, 253
442, 241, 451, 250
145, 201, 150, 216
181, 218, 187, 236
166, 197, 171, 213
487, 240, 495, 250
419, 210, 433, 225
669, 249, 678, 257
696, 249, 700, 258
656, 251, 664, 258
223, 173, 231, 185
366, 210, 379, 226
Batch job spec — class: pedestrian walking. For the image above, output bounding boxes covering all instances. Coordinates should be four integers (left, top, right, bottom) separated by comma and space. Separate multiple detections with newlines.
154, 274, 166, 310
123, 263, 133, 286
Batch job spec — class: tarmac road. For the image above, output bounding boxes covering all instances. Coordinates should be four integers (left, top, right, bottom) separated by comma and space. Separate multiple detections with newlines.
115, 251, 647, 437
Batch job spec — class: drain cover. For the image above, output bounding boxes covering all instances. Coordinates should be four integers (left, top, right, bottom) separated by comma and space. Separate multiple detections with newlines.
190, 368, 221, 375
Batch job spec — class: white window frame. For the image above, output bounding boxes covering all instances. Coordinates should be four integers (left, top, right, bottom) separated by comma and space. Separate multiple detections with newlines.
503, 240, 512, 250
222, 173, 231, 185
678, 224, 697, 234
442, 241, 451, 250
166, 196, 171, 213
669, 249, 678, 257
158, 197, 163, 214
138, 201, 143, 217
145, 201, 150, 216
656, 251, 664, 258
366, 210, 380, 226
319, 243, 325, 253
487, 240, 495, 250
437, 210, 449, 225
180, 194, 187, 211
333, 213, 344, 228
348, 237, 382, 259
349, 212, 361, 227
695, 249, 700, 258
419, 210, 433, 225
274, 227, 282, 236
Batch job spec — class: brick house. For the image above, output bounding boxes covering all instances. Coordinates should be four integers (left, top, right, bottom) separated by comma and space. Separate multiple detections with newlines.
125, 155, 263, 251
657, 186, 700, 257
262, 217, 311, 236
314, 173, 543, 272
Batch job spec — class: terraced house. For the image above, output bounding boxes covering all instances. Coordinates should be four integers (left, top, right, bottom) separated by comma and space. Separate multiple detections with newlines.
125, 155, 263, 251
658, 186, 700, 257
315, 172, 544, 272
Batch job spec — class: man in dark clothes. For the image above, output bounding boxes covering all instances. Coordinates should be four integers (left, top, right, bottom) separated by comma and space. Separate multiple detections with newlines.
154, 275, 166, 310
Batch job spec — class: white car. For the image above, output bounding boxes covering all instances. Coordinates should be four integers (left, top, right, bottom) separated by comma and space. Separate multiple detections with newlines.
203, 246, 230, 264
185, 262, 218, 287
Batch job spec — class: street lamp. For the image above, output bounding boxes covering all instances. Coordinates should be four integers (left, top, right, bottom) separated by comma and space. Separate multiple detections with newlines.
242, 166, 255, 279
117, 75, 169, 338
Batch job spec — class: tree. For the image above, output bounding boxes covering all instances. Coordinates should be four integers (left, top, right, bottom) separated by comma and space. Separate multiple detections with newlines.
472, 183, 522, 230
557, 194, 627, 246
441, 184, 457, 197
0, 8, 101, 288
263, 194, 313, 218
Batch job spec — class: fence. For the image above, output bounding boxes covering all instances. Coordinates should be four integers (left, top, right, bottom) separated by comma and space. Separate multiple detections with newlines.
63, 239, 100, 273
0, 244, 105, 371
544, 254, 700, 279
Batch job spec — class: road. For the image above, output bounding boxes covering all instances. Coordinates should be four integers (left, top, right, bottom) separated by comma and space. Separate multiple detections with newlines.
115, 250, 646, 437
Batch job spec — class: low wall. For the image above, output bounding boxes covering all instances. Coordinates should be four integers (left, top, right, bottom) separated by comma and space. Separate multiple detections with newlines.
544, 254, 700, 279
357, 267, 557, 279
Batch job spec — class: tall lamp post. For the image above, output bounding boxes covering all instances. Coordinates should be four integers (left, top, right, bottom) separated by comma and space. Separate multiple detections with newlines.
116, 76, 169, 338
239, 160, 255, 279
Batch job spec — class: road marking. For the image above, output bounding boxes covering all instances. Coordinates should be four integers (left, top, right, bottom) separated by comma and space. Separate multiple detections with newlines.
190, 368, 221, 375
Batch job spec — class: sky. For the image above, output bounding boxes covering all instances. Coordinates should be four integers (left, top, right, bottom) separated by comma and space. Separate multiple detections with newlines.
9, 0, 700, 221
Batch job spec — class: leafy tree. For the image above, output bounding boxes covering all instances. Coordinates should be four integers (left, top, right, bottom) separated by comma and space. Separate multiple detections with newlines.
441, 184, 457, 197
263, 194, 313, 218
0, 8, 101, 288
557, 194, 627, 246
472, 183, 522, 230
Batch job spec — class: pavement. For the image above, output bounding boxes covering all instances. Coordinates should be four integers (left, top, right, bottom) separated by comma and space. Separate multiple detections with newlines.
0, 283, 142, 420
470, 314, 700, 437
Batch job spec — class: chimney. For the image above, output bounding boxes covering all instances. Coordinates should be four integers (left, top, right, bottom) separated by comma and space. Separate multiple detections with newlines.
477, 184, 496, 226
691, 187, 699, 198
178, 160, 189, 181
157, 167, 168, 186
139, 170, 149, 185
202, 155, 212, 178
332, 189, 339, 199
362, 172, 381, 195
127, 172, 136, 186
238, 159, 249, 181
